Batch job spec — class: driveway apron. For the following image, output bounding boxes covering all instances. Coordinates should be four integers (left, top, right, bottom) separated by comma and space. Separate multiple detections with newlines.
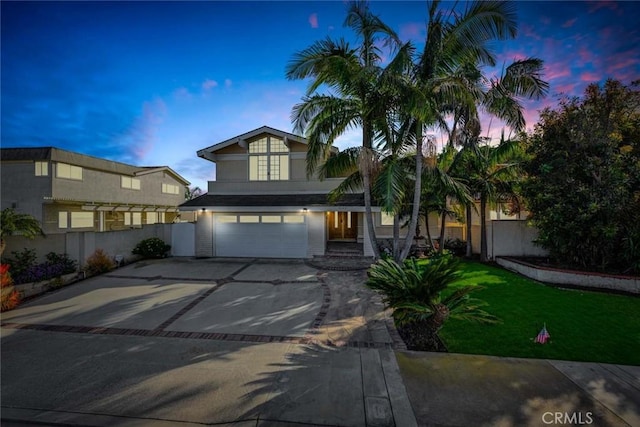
1, 258, 416, 427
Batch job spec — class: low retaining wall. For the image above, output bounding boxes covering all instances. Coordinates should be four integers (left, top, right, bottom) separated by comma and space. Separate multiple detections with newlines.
14, 272, 80, 299
496, 257, 639, 295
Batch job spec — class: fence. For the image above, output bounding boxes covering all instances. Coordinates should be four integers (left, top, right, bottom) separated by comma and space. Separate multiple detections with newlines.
3, 223, 195, 267
470, 220, 548, 259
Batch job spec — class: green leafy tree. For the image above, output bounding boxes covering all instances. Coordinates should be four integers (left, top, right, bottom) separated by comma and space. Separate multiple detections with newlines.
367, 255, 498, 350
523, 79, 640, 273
1, 208, 44, 257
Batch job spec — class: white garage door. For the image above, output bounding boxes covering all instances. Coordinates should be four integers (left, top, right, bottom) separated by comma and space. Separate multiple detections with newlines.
215, 214, 308, 258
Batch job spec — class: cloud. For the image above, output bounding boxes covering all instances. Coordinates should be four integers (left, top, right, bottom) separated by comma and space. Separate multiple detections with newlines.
588, 1, 620, 14
202, 79, 218, 90
579, 71, 602, 83
399, 22, 424, 41
562, 18, 577, 28
308, 13, 318, 29
117, 98, 167, 162
520, 23, 541, 41
224, 79, 232, 88
173, 87, 193, 101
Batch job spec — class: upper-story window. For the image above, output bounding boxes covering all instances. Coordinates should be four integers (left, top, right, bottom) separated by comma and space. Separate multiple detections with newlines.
162, 183, 180, 194
249, 136, 289, 181
56, 163, 82, 180
35, 161, 48, 176
121, 176, 141, 190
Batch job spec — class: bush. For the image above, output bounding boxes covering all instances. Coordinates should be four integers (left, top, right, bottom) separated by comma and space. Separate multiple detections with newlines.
444, 238, 466, 257
84, 249, 116, 276
3, 250, 77, 285
3, 248, 37, 279
45, 252, 77, 275
132, 237, 171, 259
1, 264, 20, 311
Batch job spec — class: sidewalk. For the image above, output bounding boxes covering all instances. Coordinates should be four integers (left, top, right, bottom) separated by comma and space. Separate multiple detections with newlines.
397, 351, 639, 427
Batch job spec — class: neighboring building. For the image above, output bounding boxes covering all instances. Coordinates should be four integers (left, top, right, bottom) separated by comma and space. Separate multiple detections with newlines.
180, 126, 386, 258
1, 147, 190, 234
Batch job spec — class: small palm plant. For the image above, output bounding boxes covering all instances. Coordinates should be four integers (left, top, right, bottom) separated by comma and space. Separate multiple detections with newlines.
366, 255, 498, 351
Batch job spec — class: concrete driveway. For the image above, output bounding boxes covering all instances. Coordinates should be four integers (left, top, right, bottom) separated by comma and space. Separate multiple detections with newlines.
1, 258, 415, 427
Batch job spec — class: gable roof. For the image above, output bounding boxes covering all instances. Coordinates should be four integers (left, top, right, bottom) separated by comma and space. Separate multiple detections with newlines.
1, 146, 190, 185
198, 126, 307, 159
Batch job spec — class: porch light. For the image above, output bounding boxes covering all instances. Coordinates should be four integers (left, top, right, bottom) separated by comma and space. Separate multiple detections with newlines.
303, 208, 308, 213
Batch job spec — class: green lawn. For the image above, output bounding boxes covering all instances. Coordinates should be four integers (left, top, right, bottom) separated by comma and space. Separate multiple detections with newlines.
438, 261, 640, 366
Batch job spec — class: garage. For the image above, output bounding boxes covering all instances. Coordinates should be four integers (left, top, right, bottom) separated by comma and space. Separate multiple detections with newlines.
215, 213, 308, 258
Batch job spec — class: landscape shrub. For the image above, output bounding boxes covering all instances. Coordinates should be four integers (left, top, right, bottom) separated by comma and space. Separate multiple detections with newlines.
1, 263, 20, 311
366, 254, 498, 351
3, 250, 77, 285
84, 249, 116, 276
3, 248, 37, 280
444, 238, 466, 257
132, 237, 171, 259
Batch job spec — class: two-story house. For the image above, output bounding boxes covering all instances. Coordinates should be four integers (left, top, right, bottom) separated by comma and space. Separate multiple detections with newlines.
1, 147, 190, 234
180, 126, 383, 258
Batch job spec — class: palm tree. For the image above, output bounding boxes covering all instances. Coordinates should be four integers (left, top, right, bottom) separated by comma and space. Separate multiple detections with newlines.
1, 208, 44, 257
286, 1, 401, 259
464, 137, 523, 262
394, 0, 524, 261
367, 255, 498, 350
449, 57, 548, 258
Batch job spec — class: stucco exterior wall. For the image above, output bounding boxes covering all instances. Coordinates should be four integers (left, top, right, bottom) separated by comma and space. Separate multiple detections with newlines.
195, 212, 214, 257
307, 211, 326, 257
0, 161, 51, 223
51, 162, 185, 206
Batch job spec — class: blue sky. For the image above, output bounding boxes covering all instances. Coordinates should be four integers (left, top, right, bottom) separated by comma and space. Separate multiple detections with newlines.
2, 1, 639, 190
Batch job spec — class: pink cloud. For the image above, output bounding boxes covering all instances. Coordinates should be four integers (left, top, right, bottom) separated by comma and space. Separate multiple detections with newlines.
562, 18, 577, 28
588, 1, 620, 14
399, 22, 423, 41
202, 79, 218, 90
545, 67, 571, 81
308, 13, 318, 29
554, 82, 578, 95
540, 16, 551, 25
579, 71, 602, 82
520, 23, 541, 40
123, 98, 167, 161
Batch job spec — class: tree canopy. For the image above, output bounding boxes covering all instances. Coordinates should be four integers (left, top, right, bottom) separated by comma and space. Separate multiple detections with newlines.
523, 79, 640, 274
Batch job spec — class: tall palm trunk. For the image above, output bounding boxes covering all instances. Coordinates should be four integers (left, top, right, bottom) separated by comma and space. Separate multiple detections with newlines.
438, 211, 447, 253
362, 122, 381, 259
480, 195, 489, 262
398, 123, 423, 261
465, 204, 473, 258
393, 213, 401, 260
424, 211, 434, 249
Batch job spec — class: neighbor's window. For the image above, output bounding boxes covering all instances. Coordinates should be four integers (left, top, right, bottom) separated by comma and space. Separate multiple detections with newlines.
146, 212, 157, 224
58, 212, 68, 228
121, 176, 141, 190
56, 163, 82, 180
124, 212, 142, 226
249, 136, 289, 181
162, 183, 180, 194
35, 161, 49, 176
70, 212, 93, 228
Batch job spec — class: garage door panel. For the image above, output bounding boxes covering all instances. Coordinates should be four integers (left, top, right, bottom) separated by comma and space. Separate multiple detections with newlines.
215, 215, 307, 258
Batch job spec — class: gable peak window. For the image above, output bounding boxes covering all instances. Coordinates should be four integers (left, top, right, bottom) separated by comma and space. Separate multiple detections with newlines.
249, 136, 289, 181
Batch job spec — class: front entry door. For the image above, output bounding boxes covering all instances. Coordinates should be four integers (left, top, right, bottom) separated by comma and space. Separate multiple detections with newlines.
328, 211, 357, 240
